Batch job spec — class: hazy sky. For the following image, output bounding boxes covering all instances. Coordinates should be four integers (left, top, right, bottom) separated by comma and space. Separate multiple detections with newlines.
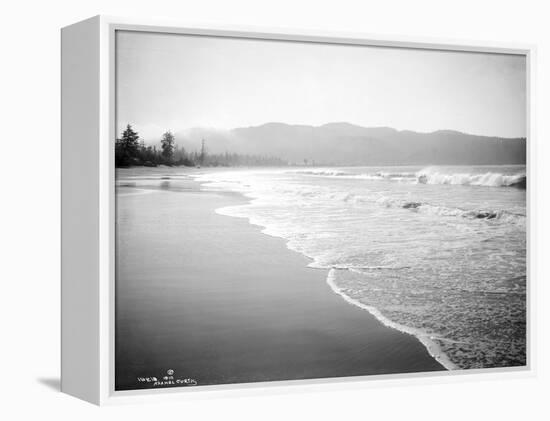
116, 30, 526, 141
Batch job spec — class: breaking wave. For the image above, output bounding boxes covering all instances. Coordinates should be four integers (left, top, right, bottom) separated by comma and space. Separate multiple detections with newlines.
416, 167, 526, 188
294, 167, 526, 188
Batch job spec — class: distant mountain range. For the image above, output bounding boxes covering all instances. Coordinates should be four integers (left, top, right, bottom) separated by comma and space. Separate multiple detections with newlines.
174, 122, 526, 165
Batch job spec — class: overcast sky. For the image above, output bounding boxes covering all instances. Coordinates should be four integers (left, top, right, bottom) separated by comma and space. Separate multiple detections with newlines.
116, 30, 526, 141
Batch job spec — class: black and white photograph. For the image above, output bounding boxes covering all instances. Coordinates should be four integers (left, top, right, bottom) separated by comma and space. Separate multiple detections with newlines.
5, 0, 550, 417
114, 30, 527, 390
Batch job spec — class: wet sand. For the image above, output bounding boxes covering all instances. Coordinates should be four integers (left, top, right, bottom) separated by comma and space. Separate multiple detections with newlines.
115, 176, 444, 390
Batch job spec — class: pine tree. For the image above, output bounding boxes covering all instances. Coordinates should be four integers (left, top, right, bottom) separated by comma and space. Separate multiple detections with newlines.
120, 124, 139, 156
115, 124, 140, 166
160, 131, 175, 164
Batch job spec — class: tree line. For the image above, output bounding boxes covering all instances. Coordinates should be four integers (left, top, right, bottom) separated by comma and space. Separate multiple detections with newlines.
115, 124, 287, 168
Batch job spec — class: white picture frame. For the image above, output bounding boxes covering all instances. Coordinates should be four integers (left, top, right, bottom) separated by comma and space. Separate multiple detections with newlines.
61, 15, 536, 405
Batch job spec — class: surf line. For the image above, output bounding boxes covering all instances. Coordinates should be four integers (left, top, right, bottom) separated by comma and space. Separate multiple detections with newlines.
325, 268, 458, 371
194, 174, 459, 371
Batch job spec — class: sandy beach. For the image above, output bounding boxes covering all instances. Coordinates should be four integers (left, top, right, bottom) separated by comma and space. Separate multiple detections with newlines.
115, 172, 444, 390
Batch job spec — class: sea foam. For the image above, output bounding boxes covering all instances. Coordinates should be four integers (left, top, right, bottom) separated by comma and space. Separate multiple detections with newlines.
326, 269, 458, 370
295, 166, 526, 188
416, 167, 526, 188
192, 167, 526, 370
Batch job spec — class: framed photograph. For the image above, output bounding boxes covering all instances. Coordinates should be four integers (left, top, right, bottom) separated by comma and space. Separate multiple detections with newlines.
61, 16, 534, 405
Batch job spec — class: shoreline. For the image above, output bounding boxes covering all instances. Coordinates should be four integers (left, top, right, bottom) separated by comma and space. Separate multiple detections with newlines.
115, 169, 445, 390
202, 178, 455, 371
325, 270, 457, 371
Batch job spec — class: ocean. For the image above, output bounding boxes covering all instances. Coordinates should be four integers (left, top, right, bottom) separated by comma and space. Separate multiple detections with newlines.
194, 165, 527, 370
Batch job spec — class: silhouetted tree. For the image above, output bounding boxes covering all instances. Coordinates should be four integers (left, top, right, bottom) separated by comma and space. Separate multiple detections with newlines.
115, 124, 140, 166
161, 131, 175, 164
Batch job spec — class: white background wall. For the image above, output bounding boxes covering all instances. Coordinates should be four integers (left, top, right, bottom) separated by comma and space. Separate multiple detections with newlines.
0, 0, 548, 419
